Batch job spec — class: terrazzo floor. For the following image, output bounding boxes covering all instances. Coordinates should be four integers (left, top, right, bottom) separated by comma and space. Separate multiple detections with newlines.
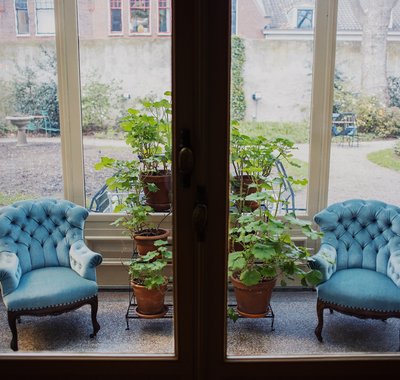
0, 289, 399, 356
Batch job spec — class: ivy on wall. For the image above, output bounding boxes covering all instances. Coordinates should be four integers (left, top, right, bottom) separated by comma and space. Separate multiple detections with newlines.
231, 35, 246, 121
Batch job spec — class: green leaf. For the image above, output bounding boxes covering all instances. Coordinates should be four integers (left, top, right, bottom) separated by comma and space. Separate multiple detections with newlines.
228, 252, 246, 271
252, 243, 275, 261
227, 307, 239, 322
240, 269, 261, 286
304, 269, 323, 286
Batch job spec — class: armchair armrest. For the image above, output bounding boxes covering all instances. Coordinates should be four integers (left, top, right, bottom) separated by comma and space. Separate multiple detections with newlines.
388, 242, 400, 288
308, 243, 337, 283
0, 251, 21, 296
69, 240, 103, 281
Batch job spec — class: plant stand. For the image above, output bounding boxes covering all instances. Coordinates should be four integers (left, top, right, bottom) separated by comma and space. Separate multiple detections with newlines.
227, 302, 275, 331
125, 250, 173, 330
125, 290, 173, 329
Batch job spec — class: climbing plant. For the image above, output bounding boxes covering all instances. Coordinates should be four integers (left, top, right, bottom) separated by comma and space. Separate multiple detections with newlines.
231, 35, 246, 121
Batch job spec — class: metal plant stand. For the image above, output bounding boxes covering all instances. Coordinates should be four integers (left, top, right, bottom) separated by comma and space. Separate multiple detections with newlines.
125, 250, 173, 330
227, 303, 275, 331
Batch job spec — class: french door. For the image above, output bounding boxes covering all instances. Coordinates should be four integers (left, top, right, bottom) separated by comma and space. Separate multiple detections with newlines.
2, 0, 400, 378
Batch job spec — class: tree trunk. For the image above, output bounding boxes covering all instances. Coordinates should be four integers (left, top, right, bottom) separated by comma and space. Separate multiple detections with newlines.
355, 0, 399, 105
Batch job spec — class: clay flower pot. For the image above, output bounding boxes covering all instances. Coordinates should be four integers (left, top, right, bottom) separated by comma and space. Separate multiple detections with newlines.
134, 228, 169, 256
141, 171, 172, 212
230, 275, 277, 318
131, 280, 168, 318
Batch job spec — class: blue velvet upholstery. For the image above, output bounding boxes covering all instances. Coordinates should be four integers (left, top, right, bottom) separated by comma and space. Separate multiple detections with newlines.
311, 199, 400, 343
0, 199, 102, 350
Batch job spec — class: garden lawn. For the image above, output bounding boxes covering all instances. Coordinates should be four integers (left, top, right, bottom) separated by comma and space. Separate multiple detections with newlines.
367, 149, 400, 172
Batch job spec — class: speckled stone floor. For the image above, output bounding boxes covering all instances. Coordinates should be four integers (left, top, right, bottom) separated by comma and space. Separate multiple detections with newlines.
1, 289, 399, 356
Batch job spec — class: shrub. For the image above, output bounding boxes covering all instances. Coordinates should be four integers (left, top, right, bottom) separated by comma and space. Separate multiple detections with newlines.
231, 36, 246, 122
355, 96, 400, 138
11, 46, 59, 133
81, 71, 127, 133
388, 76, 400, 108
394, 141, 400, 157
333, 69, 356, 114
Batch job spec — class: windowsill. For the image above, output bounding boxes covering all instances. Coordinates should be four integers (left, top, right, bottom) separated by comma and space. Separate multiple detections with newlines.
128, 32, 152, 36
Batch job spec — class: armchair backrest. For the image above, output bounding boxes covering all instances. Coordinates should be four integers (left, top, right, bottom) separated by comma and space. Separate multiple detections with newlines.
314, 199, 400, 276
0, 199, 89, 275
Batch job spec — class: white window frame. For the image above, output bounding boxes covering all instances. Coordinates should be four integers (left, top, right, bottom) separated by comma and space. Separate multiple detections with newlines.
157, 0, 171, 35
297, 8, 314, 29
128, 0, 152, 36
14, 0, 30, 36
109, 0, 123, 36
35, 0, 55, 36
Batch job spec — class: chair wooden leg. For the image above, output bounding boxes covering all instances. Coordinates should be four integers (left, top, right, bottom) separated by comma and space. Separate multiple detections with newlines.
8, 312, 19, 351
89, 296, 100, 338
315, 299, 324, 342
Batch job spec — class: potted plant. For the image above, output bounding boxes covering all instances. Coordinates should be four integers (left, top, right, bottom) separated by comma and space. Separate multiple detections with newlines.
228, 128, 322, 318
129, 239, 172, 318
95, 156, 169, 256
119, 91, 172, 211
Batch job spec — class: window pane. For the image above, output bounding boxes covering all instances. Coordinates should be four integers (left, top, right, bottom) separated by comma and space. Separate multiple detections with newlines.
0, 5, 61, 207
36, 9, 55, 34
227, 0, 316, 357
328, 0, 400, 207
297, 10, 313, 29
158, 0, 171, 33
16, 0, 29, 35
78, 0, 174, 356
130, 0, 150, 33
111, 9, 122, 32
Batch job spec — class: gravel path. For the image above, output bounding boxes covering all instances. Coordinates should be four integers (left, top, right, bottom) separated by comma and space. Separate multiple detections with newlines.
1, 135, 399, 208
292, 138, 400, 207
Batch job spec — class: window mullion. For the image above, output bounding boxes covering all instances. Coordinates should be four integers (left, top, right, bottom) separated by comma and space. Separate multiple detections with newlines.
308, 0, 338, 219
54, 0, 85, 206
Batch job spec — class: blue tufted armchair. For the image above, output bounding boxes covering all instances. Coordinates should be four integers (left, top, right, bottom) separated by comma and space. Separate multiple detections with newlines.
310, 199, 400, 345
0, 199, 103, 351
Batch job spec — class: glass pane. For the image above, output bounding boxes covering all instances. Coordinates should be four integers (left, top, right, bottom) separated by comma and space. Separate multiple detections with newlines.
16, 10, 29, 35
78, 0, 174, 355
0, 6, 61, 207
328, 0, 400, 207
226, 0, 343, 358
36, 9, 55, 35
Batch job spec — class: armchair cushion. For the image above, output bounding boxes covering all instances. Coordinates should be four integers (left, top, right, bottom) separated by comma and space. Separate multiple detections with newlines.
317, 268, 400, 313
3, 267, 98, 312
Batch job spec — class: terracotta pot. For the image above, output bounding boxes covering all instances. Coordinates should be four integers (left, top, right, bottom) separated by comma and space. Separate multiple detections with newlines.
230, 275, 277, 318
141, 171, 172, 212
134, 228, 169, 256
232, 175, 259, 211
131, 280, 168, 318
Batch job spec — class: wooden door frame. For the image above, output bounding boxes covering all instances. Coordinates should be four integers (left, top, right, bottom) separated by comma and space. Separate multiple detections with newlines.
199, 0, 400, 378
0, 0, 200, 377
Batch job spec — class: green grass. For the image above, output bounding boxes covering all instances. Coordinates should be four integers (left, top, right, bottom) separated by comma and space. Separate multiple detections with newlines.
285, 158, 309, 180
239, 121, 310, 144
367, 149, 400, 172
0, 192, 35, 207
